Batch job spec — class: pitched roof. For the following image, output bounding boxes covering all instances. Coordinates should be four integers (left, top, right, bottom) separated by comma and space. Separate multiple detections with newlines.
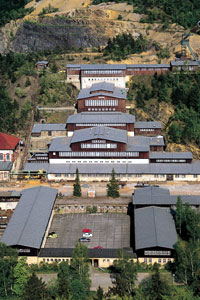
39, 248, 135, 258
170, 60, 199, 66
132, 186, 200, 206
81, 64, 127, 70
24, 161, 200, 175
48, 137, 71, 152
70, 127, 127, 144
77, 83, 127, 100
0, 161, 13, 171
32, 124, 66, 134
150, 152, 193, 159
128, 64, 170, 68
0, 132, 20, 150
134, 206, 177, 250
66, 112, 135, 124
127, 136, 165, 148
2, 186, 58, 249
134, 121, 162, 129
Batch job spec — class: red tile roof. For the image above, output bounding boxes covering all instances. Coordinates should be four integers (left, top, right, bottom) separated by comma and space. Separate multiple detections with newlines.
0, 132, 20, 150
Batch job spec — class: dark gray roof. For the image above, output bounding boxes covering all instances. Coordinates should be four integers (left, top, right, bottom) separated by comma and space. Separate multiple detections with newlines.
134, 121, 162, 129
0, 161, 13, 171
2, 186, 58, 249
128, 64, 170, 68
39, 248, 135, 258
90, 82, 114, 92
70, 127, 127, 144
32, 124, 66, 134
170, 60, 199, 66
127, 136, 165, 148
150, 152, 193, 159
134, 206, 177, 250
49, 137, 71, 152
24, 163, 49, 172
132, 186, 200, 206
77, 84, 127, 100
81, 64, 127, 70
66, 112, 135, 124
25, 161, 200, 175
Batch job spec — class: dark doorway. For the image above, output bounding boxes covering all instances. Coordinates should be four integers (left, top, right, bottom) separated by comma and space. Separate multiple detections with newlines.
94, 259, 99, 267
167, 174, 173, 181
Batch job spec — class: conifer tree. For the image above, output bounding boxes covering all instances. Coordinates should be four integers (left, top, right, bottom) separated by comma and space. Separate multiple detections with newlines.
73, 168, 82, 197
107, 168, 120, 198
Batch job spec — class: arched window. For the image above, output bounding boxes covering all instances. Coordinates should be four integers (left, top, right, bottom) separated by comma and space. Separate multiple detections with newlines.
0, 153, 3, 160
6, 153, 10, 161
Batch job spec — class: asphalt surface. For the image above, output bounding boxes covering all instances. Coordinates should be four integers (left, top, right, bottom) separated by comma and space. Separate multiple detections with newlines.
45, 213, 130, 249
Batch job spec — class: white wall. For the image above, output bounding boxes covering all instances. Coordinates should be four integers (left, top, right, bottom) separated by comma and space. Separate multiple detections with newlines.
49, 159, 149, 164
81, 77, 126, 89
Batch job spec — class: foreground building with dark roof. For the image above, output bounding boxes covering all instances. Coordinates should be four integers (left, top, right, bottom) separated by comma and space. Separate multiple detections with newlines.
134, 206, 177, 264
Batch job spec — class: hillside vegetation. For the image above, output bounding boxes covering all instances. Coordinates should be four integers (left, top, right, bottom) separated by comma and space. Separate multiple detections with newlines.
128, 72, 200, 157
92, 0, 200, 29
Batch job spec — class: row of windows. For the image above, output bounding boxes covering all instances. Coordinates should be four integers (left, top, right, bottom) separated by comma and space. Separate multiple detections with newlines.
81, 143, 117, 149
52, 173, 199, 178
0, 153, 11, 161
85, 100, 118, 107
84, 70, 122, 74
58, 151, 139, 157
76, 123, 126, 127
139, 128, 155, 131
144, 258, 171, 264
155, 159, 186, 163
88, 108, 116, 111
144, 250, 171, 256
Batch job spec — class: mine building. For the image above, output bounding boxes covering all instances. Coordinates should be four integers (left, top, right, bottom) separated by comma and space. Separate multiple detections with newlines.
77, 82, 127, 113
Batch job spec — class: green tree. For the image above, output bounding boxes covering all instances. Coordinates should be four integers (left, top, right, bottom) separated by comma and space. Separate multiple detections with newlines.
107, 169, 120, 198
0, 243, 18, 297
96, 286, 104, 300
71, 279, 86, 300
175, 196, 184, 235
13, 257, 30, 297
73, 168, 82, 197
140, 263, 173, 300
71, 242, 91, 290
57, 261, 71, 299
22, 272, 50, 300
111, 253, 137, 297
51, 62, 58, 73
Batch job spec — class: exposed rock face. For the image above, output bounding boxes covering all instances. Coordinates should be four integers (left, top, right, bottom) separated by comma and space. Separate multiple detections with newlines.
12, 17, 108, 53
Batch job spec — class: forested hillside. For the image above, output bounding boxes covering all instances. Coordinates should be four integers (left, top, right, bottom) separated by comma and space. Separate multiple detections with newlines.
0, 0, 33, 27
128, 72, 200, 153
92, 0, 200, 28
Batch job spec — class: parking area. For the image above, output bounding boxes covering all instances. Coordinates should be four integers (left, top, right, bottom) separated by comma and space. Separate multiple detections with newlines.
45, 213, 130, 249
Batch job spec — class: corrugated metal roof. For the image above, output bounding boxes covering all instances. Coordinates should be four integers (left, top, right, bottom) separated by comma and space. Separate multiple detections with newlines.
134, 121, 162, 129
132, 186, 200, 206
77, 84, 127, 100
134, 206, 177, 250
2, 186, 58, 249
0, 161, 13, 171
66, 112, 135, 124
150, 152, 193, 159
66, 64, 81, 68
32, 124, 66, 134
70, 127, 127, 144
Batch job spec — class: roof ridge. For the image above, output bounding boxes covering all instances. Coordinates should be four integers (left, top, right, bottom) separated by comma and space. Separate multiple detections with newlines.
152, 206, 159, 246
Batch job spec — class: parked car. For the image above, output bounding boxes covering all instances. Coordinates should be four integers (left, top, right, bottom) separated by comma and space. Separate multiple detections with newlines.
83, 233, 93, 238
82, 228, 92, 233
79, 237, 90, 242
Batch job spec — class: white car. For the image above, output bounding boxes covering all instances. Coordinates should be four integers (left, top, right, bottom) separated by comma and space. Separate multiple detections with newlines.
83, 233, 93, 238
